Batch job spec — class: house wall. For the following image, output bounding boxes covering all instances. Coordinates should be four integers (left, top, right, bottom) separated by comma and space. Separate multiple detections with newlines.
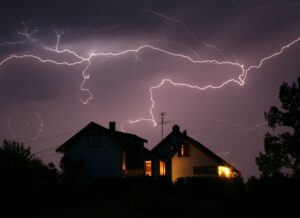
64, 130, 122, 178
171, 143, 219, 182
120, 135, 144, 148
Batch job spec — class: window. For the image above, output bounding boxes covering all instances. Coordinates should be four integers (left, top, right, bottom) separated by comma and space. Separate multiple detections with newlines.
159, 161, 166, 176
218, 166, 233, 178
126, 154, 144, 169
193, 166, 217, 175
145, 160, 152, 176
169, 144, 174, 152
87, 134, 101, 147
178, 144, 190, 157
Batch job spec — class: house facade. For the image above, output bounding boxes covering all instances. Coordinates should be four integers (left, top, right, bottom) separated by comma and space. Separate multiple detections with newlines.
56, 121, 149, 178
150, 125, 240, 182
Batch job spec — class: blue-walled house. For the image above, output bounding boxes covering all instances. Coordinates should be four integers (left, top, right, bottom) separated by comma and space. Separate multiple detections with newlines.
56, 121, 150, 178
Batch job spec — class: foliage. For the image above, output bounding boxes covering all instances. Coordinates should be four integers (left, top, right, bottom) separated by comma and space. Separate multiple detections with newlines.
245, 176, 299, 217
256, 76, 300, 178
0, 140, 36, 167
59, 156, 89, 184
0, 140, 59, 217
0, 139, 58, 179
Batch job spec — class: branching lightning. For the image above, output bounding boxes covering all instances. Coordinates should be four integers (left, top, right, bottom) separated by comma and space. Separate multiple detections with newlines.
141, 8, 226, 59
0, 26, 38, 46
1, 20, 300, 137
128, 34, 300, 126
193, 119, 268, 156
199, 119, 267, 140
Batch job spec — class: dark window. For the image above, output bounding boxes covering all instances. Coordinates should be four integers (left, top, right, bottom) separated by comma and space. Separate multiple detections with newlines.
87, 134, 101, 147
178, 144, 190, 157
193, 166, 218, 175
126, 153, 144, 169
169, 144, 174, 152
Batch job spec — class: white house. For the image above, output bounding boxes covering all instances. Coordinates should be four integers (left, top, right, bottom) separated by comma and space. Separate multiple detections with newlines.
150, 125, 240, 182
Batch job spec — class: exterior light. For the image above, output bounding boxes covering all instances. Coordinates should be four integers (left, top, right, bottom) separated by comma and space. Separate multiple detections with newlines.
218, 166, 232, 178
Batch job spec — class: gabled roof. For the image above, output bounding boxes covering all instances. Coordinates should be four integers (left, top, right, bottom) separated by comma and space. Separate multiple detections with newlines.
56, 121, 147, 153
152, 125, 240, 174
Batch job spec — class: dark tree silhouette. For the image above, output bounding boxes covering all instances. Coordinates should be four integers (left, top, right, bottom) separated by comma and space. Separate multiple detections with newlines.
0, 140, 58, 217
256, 76, 300, 178
59, 156, 89, 184
0, 140, 58, 179
0, 140, 39, 168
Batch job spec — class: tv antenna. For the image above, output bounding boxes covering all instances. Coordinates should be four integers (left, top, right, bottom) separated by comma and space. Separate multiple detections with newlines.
158, 112, 171, 140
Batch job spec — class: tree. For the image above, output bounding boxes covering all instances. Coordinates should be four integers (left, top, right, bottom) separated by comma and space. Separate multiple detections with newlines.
0, 140, 38, 168
0, 140, 58, 217
256, 76, 300, 178
59, 156, 89, 184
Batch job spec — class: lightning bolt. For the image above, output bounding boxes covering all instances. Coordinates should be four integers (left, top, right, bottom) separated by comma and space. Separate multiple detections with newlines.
199, 119, 267, 140
128, 35, 300, 126
43, 30, 94, 104
0, 26, 38, 46
0, 32, 240, 105
197, 119, 267, 157
141, 8, 226, 59
1, 26, 300, 131
140, 8, 200, 43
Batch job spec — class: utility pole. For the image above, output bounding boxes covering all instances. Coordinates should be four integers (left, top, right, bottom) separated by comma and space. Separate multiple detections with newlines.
158, 112, 171, 140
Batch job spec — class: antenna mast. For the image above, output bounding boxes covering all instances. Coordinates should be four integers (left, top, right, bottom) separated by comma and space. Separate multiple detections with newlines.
159, 112, 171, 140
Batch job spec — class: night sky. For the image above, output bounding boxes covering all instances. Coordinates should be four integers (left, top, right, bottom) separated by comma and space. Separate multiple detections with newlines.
1, 0, 300, 178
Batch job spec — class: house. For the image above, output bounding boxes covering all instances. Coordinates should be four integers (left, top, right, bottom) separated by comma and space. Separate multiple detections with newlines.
150, 125, 240, 182
56, 121, 240, 182
56, 121, 150, 178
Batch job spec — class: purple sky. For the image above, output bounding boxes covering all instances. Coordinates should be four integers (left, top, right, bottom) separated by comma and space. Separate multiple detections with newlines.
1, 0, 300, 179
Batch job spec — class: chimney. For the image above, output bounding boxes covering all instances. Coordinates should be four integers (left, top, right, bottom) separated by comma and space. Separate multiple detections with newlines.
109, 121, 116, 131
183, 130, 187, 135
172, 125, 180, 133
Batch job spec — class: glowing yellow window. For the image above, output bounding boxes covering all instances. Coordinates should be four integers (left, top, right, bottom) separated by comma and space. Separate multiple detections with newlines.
145, 160, 152, 176
218, 166, 232, 178
180, 145, 184, 156
178, 144, 189, 157
159, 161, 166, 176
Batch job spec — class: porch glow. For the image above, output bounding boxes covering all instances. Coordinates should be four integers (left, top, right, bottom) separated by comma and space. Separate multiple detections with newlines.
218, 166, 232, 178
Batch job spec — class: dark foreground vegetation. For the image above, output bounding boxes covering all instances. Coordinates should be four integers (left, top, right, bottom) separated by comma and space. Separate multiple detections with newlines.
0, 164, 299, 218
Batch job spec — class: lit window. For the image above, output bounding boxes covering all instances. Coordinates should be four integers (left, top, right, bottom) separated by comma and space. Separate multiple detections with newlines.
178, 144, 189, 157
145, 160, 152, 176
218, 166, 233, 178
159, 161, 166, 176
